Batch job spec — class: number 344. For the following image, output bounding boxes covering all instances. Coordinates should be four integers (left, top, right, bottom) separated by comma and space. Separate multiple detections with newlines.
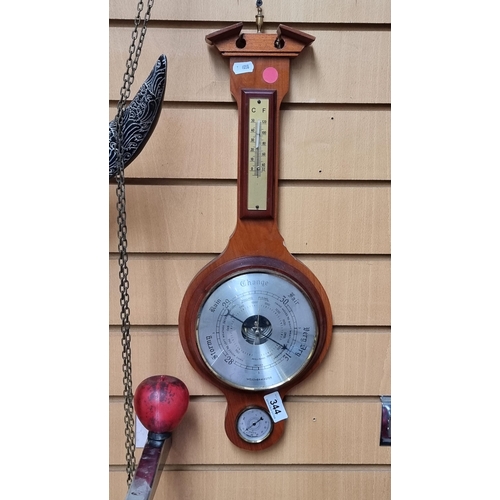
269, 399, 281, 415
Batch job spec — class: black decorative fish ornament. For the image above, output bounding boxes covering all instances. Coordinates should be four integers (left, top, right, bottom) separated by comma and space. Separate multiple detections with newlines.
109, 55, 167, 178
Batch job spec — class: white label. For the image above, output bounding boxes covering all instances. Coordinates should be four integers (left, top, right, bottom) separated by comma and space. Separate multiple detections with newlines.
264, 391, 289, 423
135, 416, 148, 448
233, 61, 254, 75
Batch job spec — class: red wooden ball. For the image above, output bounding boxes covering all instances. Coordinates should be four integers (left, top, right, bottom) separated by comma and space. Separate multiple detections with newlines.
134, 375, 190, 433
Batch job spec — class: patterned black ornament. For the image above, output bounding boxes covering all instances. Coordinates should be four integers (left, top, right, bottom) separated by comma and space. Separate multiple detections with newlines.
109, 55, 167, 178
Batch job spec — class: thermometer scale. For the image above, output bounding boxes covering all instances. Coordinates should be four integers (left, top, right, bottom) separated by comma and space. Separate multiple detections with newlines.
246, 94, 272, 211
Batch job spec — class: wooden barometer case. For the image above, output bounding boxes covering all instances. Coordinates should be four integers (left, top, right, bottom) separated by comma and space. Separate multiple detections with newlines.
178, 21, 333, 451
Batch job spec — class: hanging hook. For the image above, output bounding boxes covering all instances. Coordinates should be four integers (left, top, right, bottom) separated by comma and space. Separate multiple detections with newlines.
256, 0, 264, 32
274, 25, 285, 49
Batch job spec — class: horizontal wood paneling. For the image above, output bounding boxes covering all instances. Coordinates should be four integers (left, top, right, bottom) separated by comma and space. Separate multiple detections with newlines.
108, 184, 391, 254
110, 0, 391, 24
109, 327, 391, 396
110, 2, 390, 495
109, 105, 391, 181
110, 469, 391, 500
109, 400, 391, 465
109, 28, 390, 103
108, 256, 391, 326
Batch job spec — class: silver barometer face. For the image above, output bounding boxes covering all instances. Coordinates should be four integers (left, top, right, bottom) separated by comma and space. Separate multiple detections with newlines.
196, 271, 318, 390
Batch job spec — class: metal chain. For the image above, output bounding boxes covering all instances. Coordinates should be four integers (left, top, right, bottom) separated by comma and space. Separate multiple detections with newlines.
114, 0, 155, 487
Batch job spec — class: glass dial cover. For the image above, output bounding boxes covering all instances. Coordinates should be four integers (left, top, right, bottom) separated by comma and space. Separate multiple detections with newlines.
196, 271, 318, 390
236, 406, 273, 443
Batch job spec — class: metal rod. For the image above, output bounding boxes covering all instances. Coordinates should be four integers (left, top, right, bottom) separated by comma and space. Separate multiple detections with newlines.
125, 432, 172, 500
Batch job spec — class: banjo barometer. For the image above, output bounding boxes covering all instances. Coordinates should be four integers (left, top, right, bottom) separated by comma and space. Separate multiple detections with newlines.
179, 16, 333, 451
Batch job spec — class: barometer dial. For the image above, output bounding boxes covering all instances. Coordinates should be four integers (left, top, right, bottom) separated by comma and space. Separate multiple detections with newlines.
196, 271, 318, 391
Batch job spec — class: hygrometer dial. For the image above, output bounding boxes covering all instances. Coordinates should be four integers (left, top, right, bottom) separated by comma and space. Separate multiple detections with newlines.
236, 406, 274, 443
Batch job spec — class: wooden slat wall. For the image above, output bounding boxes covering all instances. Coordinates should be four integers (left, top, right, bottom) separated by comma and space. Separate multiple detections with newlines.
109, 1, 390, 499
110, 1, 391, 24
109, 28, 390, 103
108, 106, 391, 180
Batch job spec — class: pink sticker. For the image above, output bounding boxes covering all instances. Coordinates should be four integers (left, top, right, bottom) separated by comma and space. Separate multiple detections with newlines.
263, 67, 279, 84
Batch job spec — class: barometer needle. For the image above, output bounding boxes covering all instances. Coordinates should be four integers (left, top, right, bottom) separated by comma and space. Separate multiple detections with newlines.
223, 308, 299, 355
266, 333, 306, 357
266, 336, 292, 352
252, 324, 289, 351
223, 310, 244, 323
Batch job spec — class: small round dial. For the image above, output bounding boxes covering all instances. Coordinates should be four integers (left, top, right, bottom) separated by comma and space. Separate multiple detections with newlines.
196, 271, 318, 391
236, 406, 273, 443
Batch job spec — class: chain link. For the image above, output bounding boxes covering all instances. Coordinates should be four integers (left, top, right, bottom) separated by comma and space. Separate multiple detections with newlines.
114, 0, 155, 487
